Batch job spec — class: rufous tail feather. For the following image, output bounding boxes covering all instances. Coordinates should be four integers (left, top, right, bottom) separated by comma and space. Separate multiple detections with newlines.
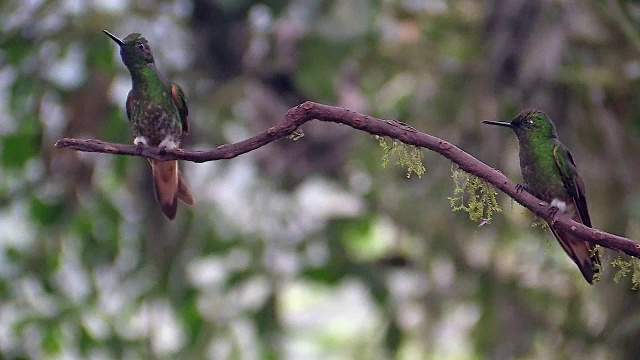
178, 172, 195, 206
151, 160, 178, 220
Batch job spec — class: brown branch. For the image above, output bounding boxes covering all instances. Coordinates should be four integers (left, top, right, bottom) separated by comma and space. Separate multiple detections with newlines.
55, 101, 640, 258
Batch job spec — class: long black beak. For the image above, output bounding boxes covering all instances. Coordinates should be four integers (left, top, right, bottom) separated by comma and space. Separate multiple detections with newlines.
482, 120, 512, 128
103, 30, 125, 46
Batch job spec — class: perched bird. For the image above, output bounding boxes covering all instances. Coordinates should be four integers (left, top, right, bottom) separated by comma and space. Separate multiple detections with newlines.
104, 30, 195, 220
483, 110, 601, 284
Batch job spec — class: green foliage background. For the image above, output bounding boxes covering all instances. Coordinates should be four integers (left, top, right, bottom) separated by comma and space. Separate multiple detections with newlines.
1, 0, 640, 359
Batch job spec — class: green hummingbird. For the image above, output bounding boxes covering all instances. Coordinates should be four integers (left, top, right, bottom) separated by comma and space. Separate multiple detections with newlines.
483, 110, 601, 284
104, 30, 195, 220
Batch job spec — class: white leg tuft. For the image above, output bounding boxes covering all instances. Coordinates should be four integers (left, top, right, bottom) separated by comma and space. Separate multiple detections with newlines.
550, 198, 567, 213
133, 136, 149, 147
158, 136, 179, 150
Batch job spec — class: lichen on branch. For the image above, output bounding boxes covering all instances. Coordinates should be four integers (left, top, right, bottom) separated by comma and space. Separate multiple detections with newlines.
377, 136, 425, 178
448, 166, 502, 224
612, 256, 640, 289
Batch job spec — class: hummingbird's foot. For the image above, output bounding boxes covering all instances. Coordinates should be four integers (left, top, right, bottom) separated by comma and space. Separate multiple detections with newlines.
158, 137, 179, 155
133, 136, 149, 155
547, 205, 560, 224
548, 198, 567, 225
515, 184, 526, 193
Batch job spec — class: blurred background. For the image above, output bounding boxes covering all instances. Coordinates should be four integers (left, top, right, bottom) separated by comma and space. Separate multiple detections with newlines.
2, 0, 640, 359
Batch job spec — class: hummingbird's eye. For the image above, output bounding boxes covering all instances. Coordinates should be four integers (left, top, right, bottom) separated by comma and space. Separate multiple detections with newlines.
137, 43, 145, 50
526, 119, 534, 125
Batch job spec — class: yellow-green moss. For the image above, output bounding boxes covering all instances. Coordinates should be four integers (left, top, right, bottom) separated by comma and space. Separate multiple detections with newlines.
448, 166, 502, 223
378, 136, 425, 178
612, 255, 640, 290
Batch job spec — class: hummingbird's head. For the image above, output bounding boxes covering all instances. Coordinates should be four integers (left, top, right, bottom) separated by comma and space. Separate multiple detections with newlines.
103, 30, 155, 69
483, 109, 557, 140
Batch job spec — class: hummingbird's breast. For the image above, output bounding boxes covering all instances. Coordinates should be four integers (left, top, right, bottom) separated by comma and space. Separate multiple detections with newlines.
518, 139, 566, 202
129, 93, 182, 147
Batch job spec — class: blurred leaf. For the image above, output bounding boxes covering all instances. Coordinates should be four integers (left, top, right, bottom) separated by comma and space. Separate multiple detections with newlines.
1, 131, 39, 168
86, 35, 119, 71
181, 293, 204, 344
42, 325, 62, 355
103, 109, 130, 143
297, 37, 352, 102
385, 320, 401, 355
1, 34, 34, 65
30, 196, 65, 226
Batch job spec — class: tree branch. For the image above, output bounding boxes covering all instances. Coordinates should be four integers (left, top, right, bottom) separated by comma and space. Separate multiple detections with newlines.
55, 101, 640, 258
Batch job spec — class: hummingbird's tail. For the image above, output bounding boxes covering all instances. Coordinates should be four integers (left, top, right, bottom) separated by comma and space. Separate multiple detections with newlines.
549, 227, 601, 284
151, 160, 179, 220
150, 160, 196, 220
177, 172, 196, 207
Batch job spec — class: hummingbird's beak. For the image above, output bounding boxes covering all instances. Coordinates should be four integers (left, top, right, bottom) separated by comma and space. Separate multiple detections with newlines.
482, 120, 512, 128
103, 30, 125, 46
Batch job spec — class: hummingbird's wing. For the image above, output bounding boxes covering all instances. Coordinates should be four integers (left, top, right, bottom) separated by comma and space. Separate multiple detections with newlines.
125, 90, 134, 122
552, 144, 591, 227
170, 83, 189, 134
552, 143, 600, 284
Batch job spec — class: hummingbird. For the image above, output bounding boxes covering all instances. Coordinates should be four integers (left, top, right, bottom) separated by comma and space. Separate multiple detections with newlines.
483, 110, 601, 284
104, 30, 195, 220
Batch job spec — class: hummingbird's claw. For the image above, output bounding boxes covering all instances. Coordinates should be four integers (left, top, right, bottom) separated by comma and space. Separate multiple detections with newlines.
515, 184, 526, 193
135, 142, 145, 155
133, 136, 149, 155
548, 205, 560, 224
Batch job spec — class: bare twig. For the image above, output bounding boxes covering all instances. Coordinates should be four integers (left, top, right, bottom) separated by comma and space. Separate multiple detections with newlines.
55, 101, 640, 258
